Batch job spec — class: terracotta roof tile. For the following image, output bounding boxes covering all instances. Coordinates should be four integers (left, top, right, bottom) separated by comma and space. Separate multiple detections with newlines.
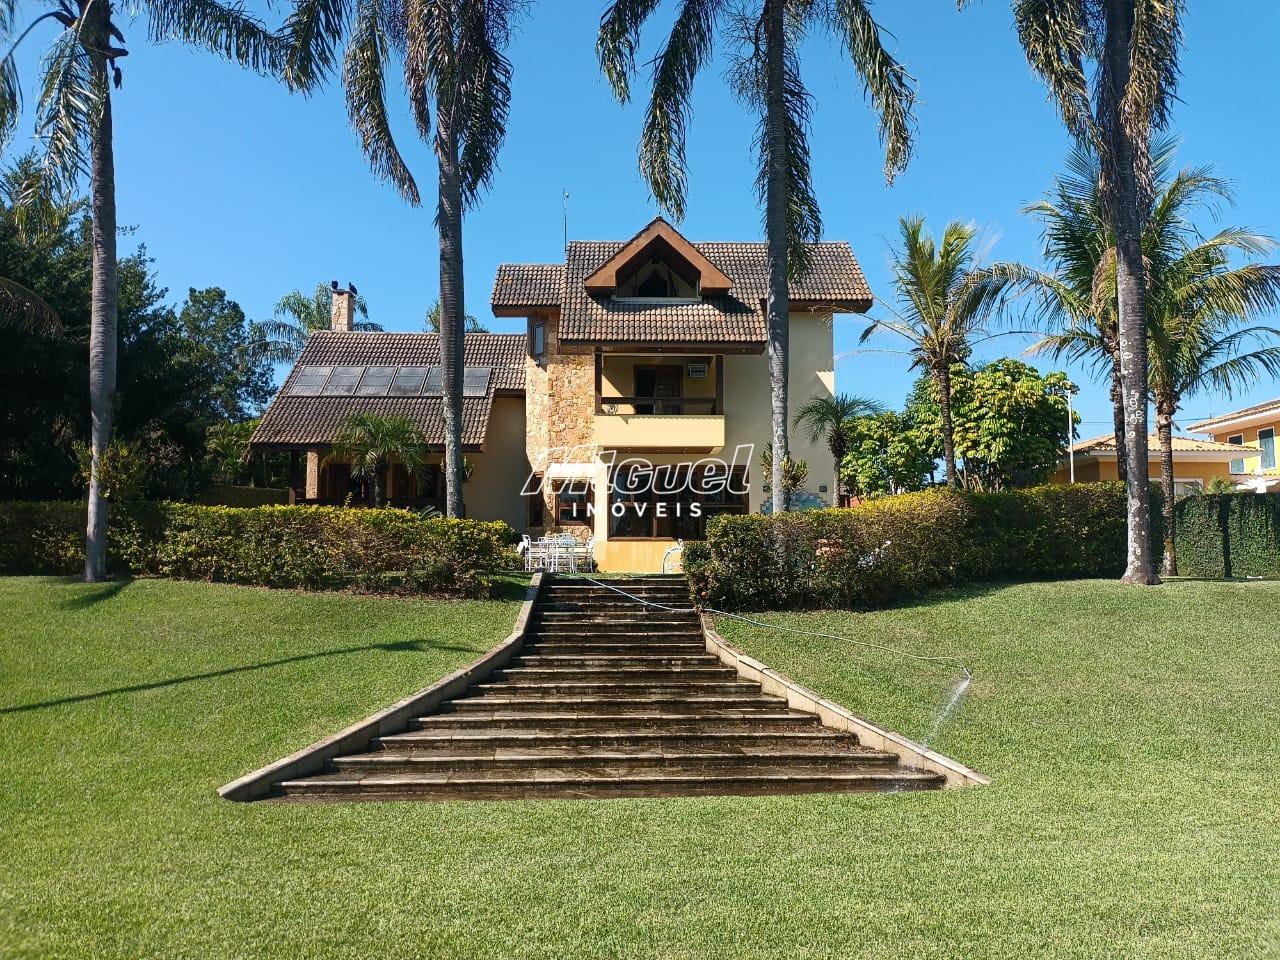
1187, 397, 1280, 432
1071, 433, 1256, 454
490, 228, 872, 345
492, 264, 563, 310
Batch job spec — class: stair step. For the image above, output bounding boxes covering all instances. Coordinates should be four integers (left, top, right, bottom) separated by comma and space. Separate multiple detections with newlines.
529, 626, 702, 638
332, 747, 894, 773
277, 765, 944, 800
377, 729, 859, 751
471, 681, 764, 697
408, 713, 823, 733
515, 654, 720, 668
449, 696, 787, 716
500, 665, 735, 680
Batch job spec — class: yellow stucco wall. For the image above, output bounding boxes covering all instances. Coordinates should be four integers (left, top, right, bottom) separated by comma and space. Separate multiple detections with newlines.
1049, 457, 1233, 486
464, 395, 530, 531
722, 312, 836, 512
1203, 423, 1278, 474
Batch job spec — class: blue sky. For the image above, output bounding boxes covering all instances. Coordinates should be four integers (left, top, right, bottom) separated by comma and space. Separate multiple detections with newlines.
9, 1, 1280, 433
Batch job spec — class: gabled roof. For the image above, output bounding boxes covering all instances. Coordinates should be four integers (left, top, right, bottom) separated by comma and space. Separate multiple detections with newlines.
1187, 398, 1280, 433
583, 218, 733, 295
249, 332, 526, 451
489, 218, 872, 344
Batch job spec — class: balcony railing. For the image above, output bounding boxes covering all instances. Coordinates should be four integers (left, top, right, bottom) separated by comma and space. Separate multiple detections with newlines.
595, 395, 719, 416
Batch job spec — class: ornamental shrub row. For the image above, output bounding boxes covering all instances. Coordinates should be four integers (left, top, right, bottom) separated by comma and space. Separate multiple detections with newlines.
683, 483, 1162, 611
1173, 493, 1280, 578
0, 501, 514, 598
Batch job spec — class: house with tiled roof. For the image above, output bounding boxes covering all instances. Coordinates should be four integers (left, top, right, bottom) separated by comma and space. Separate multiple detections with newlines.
1048, 432, 1260, 495
1188, 399, 1280, 492
251, 217, 871, 570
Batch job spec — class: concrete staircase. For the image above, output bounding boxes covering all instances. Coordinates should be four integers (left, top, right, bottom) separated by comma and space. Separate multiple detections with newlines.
277, 577, 945, 800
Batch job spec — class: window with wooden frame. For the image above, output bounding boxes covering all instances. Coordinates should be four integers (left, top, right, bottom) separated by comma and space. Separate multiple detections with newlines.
554, 484, 592, 526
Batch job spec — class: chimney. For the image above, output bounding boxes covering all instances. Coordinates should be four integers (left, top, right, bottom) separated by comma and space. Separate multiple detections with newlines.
330, 281, 356, 332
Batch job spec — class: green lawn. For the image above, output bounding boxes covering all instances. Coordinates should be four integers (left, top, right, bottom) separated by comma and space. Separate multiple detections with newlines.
2, 576, 1277, 959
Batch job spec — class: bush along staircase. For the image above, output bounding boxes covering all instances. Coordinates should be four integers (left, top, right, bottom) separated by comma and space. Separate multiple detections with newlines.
276, 577, 946, 800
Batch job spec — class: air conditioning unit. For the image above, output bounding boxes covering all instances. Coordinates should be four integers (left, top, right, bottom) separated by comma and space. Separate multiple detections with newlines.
687, 361, 709, 379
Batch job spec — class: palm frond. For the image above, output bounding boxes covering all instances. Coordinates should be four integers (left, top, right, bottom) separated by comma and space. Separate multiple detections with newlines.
636, 0, 723, 222
16, 27, 102, 236
827, 0, 916, 183
344, 0, 419, 204
276, 0, 352, 92
1010, 0, 1092, 142
144, 0, 282, 75
0, 275, 60, 334
597, 0, 664, 103
454, 0, 515, 209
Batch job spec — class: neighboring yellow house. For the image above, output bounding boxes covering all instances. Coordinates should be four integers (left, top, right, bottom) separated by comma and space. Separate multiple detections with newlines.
1188, 399, 1280, 492
1048, 433, 1252, 495
249, 218, 871, 572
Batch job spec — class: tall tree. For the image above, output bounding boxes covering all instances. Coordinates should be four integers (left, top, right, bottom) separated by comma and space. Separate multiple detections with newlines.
964, 0, 1185, 584
793, 392, 882, 504
1026, 155, 1280, 574
861, 215, 1010, 487
1, 0, 281, 580
597, 0, 916, 513
280, 0, 517, 518
258, 282, 380, 363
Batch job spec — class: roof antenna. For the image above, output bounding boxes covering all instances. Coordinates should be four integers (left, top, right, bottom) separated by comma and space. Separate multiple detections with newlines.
562, 189, 569, 251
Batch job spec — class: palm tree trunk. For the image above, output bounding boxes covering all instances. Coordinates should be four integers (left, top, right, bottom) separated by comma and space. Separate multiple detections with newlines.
437, 97, 466, 519
1109, 355, 1128, 483
84, 57, 118, 583
372, 460, 386, 508
830, 434, 847, 506
1104, 0, 1158, 586
1156, 402, 1176, 577
936, 364, 958, 488
763, 0, 790, 515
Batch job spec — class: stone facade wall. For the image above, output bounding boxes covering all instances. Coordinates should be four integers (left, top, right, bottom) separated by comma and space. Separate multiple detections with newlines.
524, 316, 595, 538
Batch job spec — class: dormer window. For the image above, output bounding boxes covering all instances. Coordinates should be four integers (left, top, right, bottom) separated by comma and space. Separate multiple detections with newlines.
636, 267, 674, 298
583, 217, 733, 303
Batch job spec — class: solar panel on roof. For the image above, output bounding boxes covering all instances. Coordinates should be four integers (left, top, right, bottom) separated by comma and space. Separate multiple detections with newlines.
288, 366, 333, 396
423, 366, 443, 397
355, 366, 396, 396
324, 366, 364, 395
463, 367, 492, 397
388, 366, 429, 396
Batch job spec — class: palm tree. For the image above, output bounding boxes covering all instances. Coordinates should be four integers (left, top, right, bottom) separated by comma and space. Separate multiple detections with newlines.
963, 0, 1186, 584
257, 283, 381, 363
861, 216, 1009, 488
1029, 160, 1280, 575
1008, 139, 1181, 485
598, 0, 916, 514
279, 0, 518, 519
1143, 237, 1280, 577
326, 413, 426, 508
1, 0, 280, 581
793, 393, 883, 505
424, 298, 487, 334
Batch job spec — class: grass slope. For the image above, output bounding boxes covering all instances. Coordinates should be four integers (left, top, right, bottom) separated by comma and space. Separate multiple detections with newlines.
1, 577, 1278, 959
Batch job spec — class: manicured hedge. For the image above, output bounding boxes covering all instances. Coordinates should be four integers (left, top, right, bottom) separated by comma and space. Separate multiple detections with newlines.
684, 483, 1162, 611
0, 501, 513, 598
1174, 493, 1280, 578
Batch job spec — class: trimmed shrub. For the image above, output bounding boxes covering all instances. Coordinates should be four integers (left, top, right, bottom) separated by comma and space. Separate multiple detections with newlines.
684, 483, 1161, 610
1174, 493, 1280, 578
0, 501, 513, 598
